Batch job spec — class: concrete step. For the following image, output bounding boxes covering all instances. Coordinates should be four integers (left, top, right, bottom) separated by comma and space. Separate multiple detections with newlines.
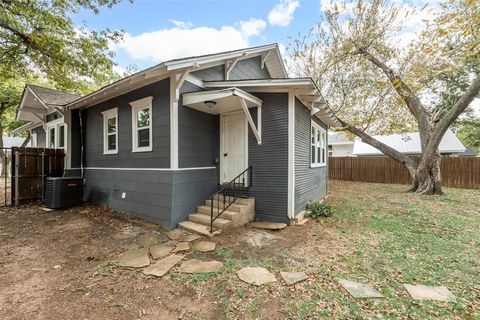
188, 213, 232, 230
212, 194, 253, 205
197, 205, 242, 220
178, 221, 219, 237
204, 200, 245, 213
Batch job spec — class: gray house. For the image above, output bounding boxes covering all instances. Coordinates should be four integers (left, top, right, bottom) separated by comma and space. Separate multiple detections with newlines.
13, 44, 339, 233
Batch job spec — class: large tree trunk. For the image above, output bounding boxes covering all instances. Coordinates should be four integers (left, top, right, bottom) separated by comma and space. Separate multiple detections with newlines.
410, 152, 443, 195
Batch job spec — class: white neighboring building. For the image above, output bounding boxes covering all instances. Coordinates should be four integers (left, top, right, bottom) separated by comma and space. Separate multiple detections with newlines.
328, 133, 354, 157
352, 129, 467, 156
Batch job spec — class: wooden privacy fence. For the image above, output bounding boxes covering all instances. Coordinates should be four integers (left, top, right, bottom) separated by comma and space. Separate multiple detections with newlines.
329, 156, 480, 189
11, 147, 65, 205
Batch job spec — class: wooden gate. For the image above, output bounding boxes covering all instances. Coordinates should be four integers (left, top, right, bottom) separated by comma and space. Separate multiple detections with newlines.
11, 147, 65, 205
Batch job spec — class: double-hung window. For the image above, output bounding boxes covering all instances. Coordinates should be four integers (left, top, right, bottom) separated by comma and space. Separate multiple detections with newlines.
130, 96, 153, 152
102, 108, 118, 154
311, 121, 327, 167
46, 119, 67, 150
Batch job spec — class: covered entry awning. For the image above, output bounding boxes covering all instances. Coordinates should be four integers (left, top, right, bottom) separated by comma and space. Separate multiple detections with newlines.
182, 87, 262, 114
183, 87, 263, 144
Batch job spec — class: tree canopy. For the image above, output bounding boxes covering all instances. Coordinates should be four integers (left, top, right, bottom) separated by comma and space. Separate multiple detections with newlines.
288, 0, 480, 194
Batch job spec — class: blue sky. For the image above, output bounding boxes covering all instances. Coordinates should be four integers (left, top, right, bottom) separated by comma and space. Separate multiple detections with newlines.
73, 0, 324, 71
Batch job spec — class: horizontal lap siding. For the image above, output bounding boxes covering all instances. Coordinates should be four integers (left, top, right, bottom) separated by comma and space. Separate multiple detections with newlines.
179, 82, 220, 168
230, 56, 270, 80
294, 99, 328, 214
31, 126, 46, 148
191, 65, 224, 81
247, 93, 289, 223
83, 169, 174, 227
70, 109, 82, 168
171, 169, 219, 227
83, 78, 170, 168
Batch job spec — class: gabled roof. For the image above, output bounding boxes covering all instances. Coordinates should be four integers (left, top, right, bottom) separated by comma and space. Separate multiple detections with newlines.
16, 84, 79, 123
27, 84, 79, 106
352, 129, 466, 155
68, 43, 287, 110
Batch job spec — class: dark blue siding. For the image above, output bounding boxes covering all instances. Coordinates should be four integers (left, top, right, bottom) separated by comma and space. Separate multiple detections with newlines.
31, 126, 46, 147
83, 78, 170, 168
294, 99, 328, 214
247, 93, 289, 223
230, 56, 270, 80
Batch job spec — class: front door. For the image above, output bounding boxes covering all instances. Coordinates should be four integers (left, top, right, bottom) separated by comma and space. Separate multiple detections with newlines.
221, 112, 247, 183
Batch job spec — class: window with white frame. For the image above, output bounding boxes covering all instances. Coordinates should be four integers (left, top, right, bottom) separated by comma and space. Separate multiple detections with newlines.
31, 132, 37, 147
102, 108, 118, 154
130, 96, 153, 152
311, 121, 326, 167
46, 119, 67, 150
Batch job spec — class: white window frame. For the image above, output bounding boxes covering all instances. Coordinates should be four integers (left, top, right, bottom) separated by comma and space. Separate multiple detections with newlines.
46, 118, 67, 150
31, 132, 38, 147
311, 120, 327, 167
102, 107, 119, 155
130, 96, 153, 153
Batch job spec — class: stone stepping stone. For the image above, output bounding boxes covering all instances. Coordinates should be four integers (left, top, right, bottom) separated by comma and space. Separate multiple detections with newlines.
193, 241, 216, 252
179, 234, 202, 242
251, 221, 287, 230
166, 228, 185, 240
280, 271, 308, 285
118, 248, 150, 268
171, 242, 190, 253
143, 254, 184, 277
404, 284, 456, 302
179, 259, 223, 273
149, 244, 173, 260
337, 279, 383, 299
139, 233, 169, 246
237, 267, 277, 286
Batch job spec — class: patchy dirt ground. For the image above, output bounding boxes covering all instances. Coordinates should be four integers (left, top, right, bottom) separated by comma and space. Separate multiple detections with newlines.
1, 181, 479, 319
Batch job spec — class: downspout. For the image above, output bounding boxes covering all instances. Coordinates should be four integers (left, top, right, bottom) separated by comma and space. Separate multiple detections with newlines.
79, 109, 85, 179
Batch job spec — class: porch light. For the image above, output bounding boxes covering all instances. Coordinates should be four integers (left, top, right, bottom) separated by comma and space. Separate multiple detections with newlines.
205, 100, 217, 109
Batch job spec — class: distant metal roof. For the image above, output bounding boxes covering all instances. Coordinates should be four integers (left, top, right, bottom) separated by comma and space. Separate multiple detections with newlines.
328, 133, 353, 145
2, 136, 29, 148
352, 129, 466, 155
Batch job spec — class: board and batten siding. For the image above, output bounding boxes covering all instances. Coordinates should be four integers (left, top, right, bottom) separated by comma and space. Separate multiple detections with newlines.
191, 56, 271, 81
83, 78, 170, 168
294, 98, 328, 214
247, 93, 289, 223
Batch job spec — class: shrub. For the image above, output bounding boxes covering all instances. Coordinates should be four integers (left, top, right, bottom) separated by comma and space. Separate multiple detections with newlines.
306, 201, 333, 219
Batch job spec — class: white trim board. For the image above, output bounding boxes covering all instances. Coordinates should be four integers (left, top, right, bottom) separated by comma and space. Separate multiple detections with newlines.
287, 89, 295, 221
68, 166, 217, 171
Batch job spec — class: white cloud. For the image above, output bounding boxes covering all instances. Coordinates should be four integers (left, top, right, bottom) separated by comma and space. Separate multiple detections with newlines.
116, 19, 266, 63
268, 0, 300, 27
240, 18, 267, 37
169, 19, 193, 29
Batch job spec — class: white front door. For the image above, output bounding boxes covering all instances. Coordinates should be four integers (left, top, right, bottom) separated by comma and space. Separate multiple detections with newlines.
221, 112, 247, 183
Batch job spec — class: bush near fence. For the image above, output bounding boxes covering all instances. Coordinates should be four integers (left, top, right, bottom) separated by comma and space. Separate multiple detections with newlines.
329, 156, 480, 189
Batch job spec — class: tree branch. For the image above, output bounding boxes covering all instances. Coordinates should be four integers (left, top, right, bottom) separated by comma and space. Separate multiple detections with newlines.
336, 117, 418, 174
356, 48, 429, 125
429, 75, 480, 153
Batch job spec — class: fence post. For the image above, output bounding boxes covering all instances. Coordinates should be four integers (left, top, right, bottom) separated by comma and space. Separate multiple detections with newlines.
14, 151, 19, 206
41, 152, 45, 201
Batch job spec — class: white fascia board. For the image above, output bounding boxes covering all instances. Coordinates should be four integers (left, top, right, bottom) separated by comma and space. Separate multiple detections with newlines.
11, 121, 42, 135
164, 44, 279, 71
183, 88, 263, 106
68, 67, 168, 110
205, 78, 313, 88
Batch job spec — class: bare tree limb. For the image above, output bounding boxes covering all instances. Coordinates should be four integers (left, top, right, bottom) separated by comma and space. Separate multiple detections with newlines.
356, 48, 429, 125
336, 117, 418, 175
428, 75, 480, 153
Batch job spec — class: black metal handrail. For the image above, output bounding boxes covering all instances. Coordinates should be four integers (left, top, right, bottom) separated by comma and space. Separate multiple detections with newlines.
210, 166, 252, 233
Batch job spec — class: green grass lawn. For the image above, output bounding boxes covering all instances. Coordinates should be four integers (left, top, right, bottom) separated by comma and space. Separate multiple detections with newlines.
289, 181, 480, 319
193, 181, 480, 319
